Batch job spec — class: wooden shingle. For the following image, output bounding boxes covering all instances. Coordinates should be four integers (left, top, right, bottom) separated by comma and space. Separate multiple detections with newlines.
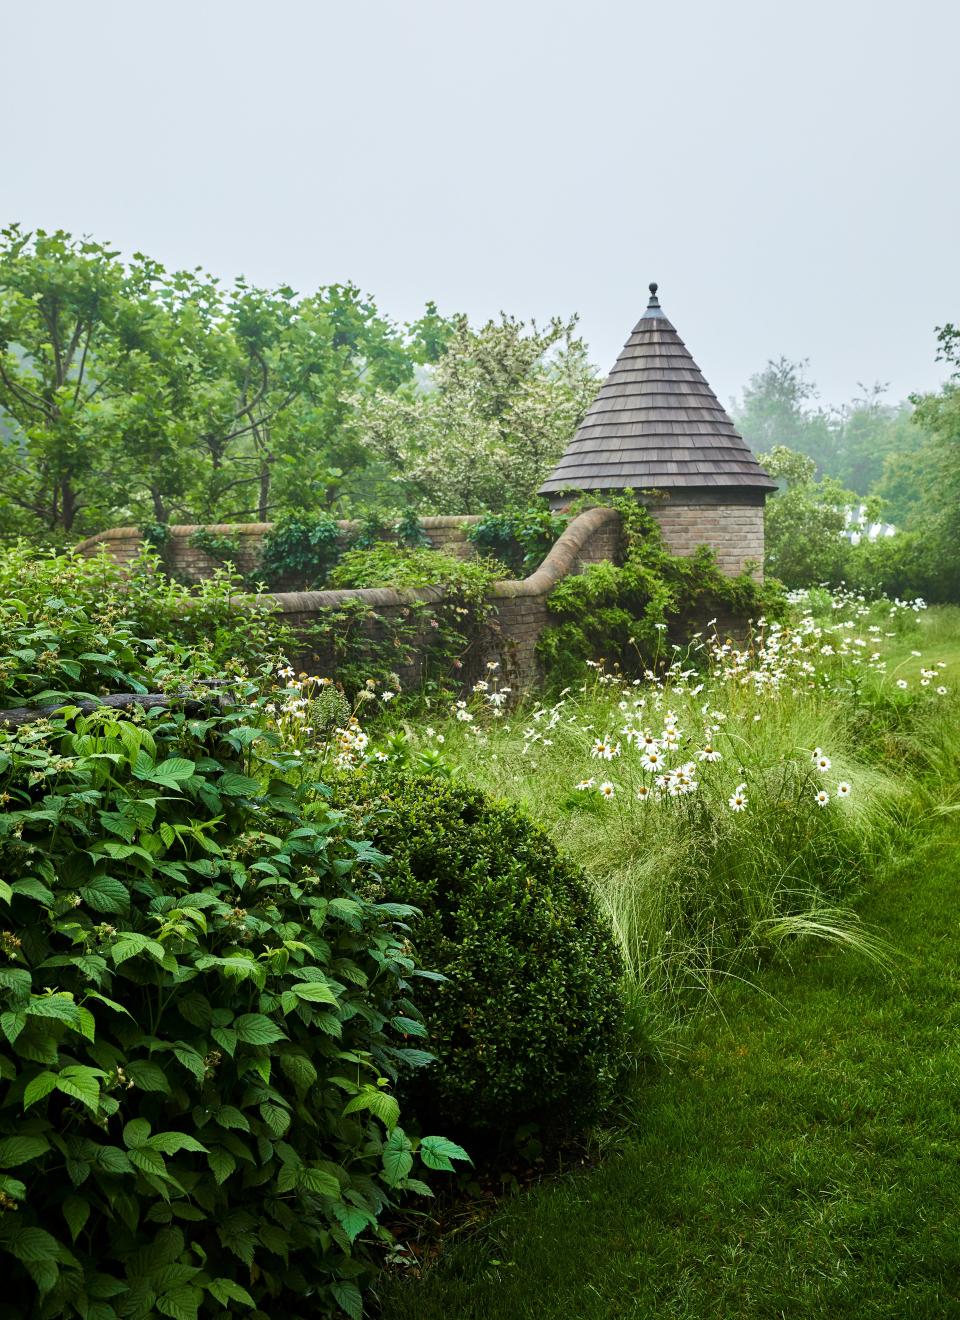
539, 285, 775, 497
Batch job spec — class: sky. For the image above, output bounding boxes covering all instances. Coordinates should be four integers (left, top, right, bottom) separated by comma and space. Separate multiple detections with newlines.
2, 0, 959, 409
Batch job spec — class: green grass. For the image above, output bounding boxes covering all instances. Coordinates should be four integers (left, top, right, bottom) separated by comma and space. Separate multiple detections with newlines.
373, 603, 960, 1318
376, 815, 960, 1319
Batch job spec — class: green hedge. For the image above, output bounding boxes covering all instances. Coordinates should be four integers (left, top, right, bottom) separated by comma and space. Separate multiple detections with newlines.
332, 774, 630, 1140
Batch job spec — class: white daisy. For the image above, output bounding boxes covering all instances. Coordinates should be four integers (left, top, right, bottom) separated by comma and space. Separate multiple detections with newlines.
599, 781, 616, 799
836, 781, 851, 798
815, 789, 830, 807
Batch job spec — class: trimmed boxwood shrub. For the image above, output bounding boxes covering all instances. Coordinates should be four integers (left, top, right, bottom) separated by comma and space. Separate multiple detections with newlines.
0, 696, 466, 1319
331, 773, 629, 1138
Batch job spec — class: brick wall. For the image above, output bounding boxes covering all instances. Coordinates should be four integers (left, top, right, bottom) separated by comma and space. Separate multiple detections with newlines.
265, 507, 624, 691
75, 517, 484, 589
75, 504, 755, 692
642, 492, 766, 579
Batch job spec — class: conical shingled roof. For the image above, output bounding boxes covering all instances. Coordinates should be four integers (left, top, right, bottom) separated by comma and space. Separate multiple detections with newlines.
539, 284, 775, 497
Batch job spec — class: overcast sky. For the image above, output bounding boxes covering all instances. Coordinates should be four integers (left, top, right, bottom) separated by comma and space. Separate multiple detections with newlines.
3, 0, 958, 409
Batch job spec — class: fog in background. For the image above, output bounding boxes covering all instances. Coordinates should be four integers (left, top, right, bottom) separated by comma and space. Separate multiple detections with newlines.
2, 0, 958, 406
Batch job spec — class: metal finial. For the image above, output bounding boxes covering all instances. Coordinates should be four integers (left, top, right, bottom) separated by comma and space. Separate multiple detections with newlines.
641, 281, 664, 319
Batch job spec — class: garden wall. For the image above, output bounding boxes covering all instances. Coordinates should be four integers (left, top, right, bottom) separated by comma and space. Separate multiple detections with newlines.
263, 508, 624, 691
75, 517, 482, 589
77, 509, 748, 692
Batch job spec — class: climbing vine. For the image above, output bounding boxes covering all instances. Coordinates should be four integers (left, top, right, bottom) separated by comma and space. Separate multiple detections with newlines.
466, 506, 568, 575
537, 497, 786, 689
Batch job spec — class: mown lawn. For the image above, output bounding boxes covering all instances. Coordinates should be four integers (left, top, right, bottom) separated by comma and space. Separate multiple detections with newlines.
376, 815, 960, 1318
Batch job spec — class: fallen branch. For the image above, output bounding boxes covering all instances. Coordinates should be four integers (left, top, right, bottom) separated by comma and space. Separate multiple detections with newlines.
0, 690, 225, 731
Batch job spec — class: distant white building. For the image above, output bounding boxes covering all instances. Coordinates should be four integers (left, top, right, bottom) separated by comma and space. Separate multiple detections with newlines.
842, 504, 896, 546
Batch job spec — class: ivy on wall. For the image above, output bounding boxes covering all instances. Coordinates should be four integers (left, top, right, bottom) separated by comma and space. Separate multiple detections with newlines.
537, 497, 786, 689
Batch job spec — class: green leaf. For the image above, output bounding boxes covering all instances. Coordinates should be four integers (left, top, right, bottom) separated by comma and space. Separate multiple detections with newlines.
217, 772, 261, 797
403, 1178, 435, 1197
23, 1071, 58, 1108
333, 1203, 375, 1244
210, 1026, 238, 1056
0, 1011, 26, 1044
330, 1278, 363, 1320
126, 1059, 171, 1094
96, 1146, 134, 1174
214, 1105, 250, 1132
78, 874, 130, 914
56, 1065, 103, 1112
176, 993, 212, 1028
172, 1046, 205, 1082
296, 1166, 340, 1198
62, 1194, 90, 1242
111, 933, 166, 966
207, 1277, 256, 1308
0, 968, 31, 1000
0, 1135, 50, 1167
392, 1015, 428, 1037
233, 1013, 286, 1046
147, 757, 196, 785
259, 1102, 290, 1137
342, 1085, 400, 1131
291, 980, 339, 1006
5, 1224, 61, 1264
129, 1147, 167, 1177
278, 1052, 317, 1094
26, 993, 81, 1025
10, 877, 54, 905
381, 1128, 414, 1187
156, 1285, 203, 1320
208, 1148, 237, 1184
419, 1135, 472, 1171
149, 1132, 208, 1156
123, 1118, 152, 1149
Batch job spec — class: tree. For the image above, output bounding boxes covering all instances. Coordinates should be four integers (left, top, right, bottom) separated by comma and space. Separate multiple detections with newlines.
0, 226, 159, 537
757, 445, 862, 588
355, 314, 599, 512
893, 323, 960, 598
734, 357, 838, 476
0, 227, 426, 537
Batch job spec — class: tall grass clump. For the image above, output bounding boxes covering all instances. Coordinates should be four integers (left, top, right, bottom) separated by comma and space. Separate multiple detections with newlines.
373, 592, 956, 1034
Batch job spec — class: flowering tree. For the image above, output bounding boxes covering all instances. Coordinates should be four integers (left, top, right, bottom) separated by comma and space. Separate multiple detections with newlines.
354, 314, 599, 512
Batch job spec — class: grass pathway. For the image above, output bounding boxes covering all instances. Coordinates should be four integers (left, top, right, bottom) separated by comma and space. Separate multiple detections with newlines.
378, 819, 960, 1319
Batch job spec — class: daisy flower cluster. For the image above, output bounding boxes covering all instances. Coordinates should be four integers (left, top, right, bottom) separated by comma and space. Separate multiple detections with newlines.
470, 660, 512, 718
572, 698, 725, 804
811, 747, 852, 806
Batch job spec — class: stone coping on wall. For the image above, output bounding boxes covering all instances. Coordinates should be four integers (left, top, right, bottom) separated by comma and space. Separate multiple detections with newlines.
73, 515, 486, 554
259, 506, 620, 615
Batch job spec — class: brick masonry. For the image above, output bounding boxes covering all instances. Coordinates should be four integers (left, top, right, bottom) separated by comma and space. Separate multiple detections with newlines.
642, 492, 766, 580
74, 517, 483, 590
76, 505, 755, 691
